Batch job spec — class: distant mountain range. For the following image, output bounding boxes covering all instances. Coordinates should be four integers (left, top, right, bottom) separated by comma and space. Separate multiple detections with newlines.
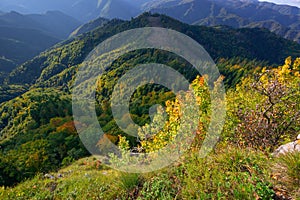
0, 0, 299, 80
145, 0, 300, 43
6, 13, 300, 87
0, 0, 142, 22
1, 0, 299, 44
0, 10, 81, 39
0, 11, 81, 74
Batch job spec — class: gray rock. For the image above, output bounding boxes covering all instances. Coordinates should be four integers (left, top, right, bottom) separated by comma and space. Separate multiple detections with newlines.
44, 173, 55, 180
273, 140, 300, 156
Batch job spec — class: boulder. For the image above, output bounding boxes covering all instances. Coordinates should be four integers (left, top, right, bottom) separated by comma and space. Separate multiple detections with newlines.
273, 135, 300, 156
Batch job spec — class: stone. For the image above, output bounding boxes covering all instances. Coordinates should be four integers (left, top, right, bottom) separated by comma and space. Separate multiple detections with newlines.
44, 173, 55, 180
57, 174, 63, 178
273, 140, 300, 157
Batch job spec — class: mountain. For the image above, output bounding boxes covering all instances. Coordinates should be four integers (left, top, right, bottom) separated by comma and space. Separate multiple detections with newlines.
1, 12, 298, 105
145, 0, 300, 43
6, 13, 300, 86
0, 0, 141, 22
0, 13, 299, 189
27, 11, 82, 39
0, 26, 59, 72
0, 10, 81, 40
70, 17, 109, 37
0, 0, 299, 44
0, 11, 81, 75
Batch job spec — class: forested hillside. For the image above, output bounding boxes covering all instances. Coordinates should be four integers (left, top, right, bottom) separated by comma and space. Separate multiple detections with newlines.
1, 57, 299, 199
6, 13, 300, 86
0, 13, 299, 199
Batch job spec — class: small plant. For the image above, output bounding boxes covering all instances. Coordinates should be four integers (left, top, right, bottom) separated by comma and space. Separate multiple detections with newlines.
138, 174, 177, 200
119, 172, 140, 192
254, 178, 274, 200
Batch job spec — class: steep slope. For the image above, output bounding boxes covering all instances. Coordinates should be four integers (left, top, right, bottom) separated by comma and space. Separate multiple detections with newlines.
0, 88, 89, 186
94, 0, 141, 20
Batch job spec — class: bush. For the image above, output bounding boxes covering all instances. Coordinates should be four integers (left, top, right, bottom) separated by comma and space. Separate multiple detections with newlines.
225, 57, 300, 151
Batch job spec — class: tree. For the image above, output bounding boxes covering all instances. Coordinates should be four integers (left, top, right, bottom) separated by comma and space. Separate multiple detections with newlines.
229, 57, 300, 151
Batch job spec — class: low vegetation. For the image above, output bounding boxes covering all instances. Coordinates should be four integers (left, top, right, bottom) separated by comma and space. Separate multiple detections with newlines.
0, 57, 299, 199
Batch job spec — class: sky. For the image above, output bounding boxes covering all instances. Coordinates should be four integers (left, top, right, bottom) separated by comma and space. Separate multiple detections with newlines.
259, 0, 300, 7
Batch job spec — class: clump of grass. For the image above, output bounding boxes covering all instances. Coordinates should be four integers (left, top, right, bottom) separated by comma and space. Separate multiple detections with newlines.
272, 152, 300, 199
118, 172, 141, 199
119, 173, 140, 191
280, 152, 300, 185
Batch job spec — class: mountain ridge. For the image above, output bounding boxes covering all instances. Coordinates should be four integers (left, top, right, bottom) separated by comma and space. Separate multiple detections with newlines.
0, 10, 81, 76
0, 0, 299, 43
147, 0, 300, 43
4, 13, 300, 90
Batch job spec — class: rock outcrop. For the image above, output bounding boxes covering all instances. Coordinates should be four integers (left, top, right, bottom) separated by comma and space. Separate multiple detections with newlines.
273, 134, 300, 156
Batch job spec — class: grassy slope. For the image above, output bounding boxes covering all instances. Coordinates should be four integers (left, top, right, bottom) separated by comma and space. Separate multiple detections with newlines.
2, 147, 299, 199
0, 147, 277, 200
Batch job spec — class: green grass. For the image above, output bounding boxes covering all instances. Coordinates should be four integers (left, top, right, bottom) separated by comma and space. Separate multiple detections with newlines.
272, 152, 300, 199
0, 146, 277, 200
0, 157, 121, 200
179, 147, 274, 200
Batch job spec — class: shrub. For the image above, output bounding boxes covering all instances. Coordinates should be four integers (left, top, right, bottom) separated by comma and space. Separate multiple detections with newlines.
226, 57, 300, 151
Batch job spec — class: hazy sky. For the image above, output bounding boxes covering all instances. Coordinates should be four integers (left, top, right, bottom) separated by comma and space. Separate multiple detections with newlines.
259, 0, 300, 7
